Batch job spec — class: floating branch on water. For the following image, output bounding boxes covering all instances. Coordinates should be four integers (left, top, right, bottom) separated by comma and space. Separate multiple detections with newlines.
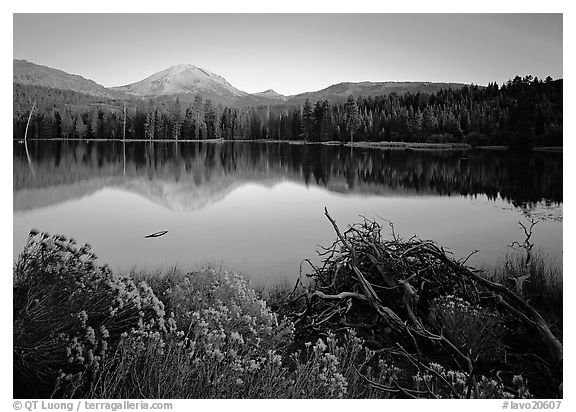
144, 230, 168, 239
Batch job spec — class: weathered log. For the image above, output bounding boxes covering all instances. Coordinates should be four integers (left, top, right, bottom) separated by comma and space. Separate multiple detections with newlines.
311, 291, 367, 302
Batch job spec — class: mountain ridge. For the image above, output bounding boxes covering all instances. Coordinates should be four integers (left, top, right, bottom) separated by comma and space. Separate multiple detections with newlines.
13, 59, 129, 100
14, 59, 474, 107
286, 80, 471, 105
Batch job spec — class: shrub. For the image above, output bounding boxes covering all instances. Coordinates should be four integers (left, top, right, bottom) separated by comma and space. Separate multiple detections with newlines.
13, 231, 168, 398
71, 268, 405, 398
142, 268, 295, 358
86, 327, 396, 398
428, 295, 506, 361
73, 266, 296, 398
412, 363, 531, 399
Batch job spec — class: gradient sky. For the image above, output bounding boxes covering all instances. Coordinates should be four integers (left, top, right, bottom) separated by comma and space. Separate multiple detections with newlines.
13, 14, 562, 96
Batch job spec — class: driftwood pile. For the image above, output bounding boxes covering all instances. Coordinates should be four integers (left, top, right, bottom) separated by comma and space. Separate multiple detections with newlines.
290, 209, 562, 397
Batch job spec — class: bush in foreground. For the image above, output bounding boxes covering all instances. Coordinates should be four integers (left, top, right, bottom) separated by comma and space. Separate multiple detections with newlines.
13, 232, 167, 398
14, 230, 546, 399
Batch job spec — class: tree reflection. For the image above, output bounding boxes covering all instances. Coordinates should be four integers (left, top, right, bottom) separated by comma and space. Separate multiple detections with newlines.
14, 141, 562, 210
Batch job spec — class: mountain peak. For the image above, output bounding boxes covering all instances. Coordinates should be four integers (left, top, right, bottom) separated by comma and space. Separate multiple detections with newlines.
167, 63, 197, 72
111, 64, 248, 102
157, 64, 222, 80
252, 89, 287, 101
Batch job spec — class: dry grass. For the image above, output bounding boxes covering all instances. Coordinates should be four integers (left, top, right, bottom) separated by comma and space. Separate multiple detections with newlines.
492, 249, 562, 333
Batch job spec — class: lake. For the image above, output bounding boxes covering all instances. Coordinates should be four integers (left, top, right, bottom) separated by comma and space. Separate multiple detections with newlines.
13, 140, 563, 283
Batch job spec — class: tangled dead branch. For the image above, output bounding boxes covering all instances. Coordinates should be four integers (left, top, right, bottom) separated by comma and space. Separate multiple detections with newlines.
291, 209, 562, 397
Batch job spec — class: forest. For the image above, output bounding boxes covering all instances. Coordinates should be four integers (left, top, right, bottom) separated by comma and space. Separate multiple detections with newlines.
14, 75, 563, 148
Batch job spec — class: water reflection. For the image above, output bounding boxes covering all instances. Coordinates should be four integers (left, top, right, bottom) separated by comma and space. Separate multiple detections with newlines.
14, 141, 562, 210
13, 141, 562, 281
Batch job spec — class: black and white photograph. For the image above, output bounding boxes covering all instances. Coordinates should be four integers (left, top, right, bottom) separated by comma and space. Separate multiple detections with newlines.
8, 5, 568, 406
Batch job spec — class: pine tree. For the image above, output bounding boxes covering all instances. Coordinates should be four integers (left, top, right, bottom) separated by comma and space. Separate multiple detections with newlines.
182, 108, 194, 140
344, 95, 360, 143
61, 109, 74, 138
204, 99, 217, 139
90, 108, 100, 139
319, 100, 333, 142
301, 99, 314, 141
144, 112, 154, 141
171, 97, 183, 140
75, 114, 87, 139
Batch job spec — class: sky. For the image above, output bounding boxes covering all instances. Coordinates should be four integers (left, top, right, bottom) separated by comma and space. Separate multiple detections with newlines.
13, 13, 562, 96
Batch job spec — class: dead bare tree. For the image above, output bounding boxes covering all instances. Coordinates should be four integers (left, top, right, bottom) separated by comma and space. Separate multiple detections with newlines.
24, 101, 36, 141
24, 101, 37, 178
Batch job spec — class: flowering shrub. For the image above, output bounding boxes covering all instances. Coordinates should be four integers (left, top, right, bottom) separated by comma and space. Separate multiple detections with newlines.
13, 232, 168, 397
86, 319, 399, 398
412, 362, 532, 399
73, 266, 296, 398
148, 268, 295, 358
285, 330, 400, 399
290, 335, 350, 398
428, 295, 505, 360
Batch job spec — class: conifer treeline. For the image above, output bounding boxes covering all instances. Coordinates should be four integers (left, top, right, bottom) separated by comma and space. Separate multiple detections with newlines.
14, 75, 562, 147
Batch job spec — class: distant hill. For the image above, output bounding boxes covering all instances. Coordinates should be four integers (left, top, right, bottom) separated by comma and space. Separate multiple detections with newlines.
251, 89, 288, 102
285, 81, 469, 105
13, 59, 129, 100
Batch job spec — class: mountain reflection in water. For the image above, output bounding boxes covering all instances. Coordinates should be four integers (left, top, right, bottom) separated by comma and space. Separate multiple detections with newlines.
13, 141, 562, 281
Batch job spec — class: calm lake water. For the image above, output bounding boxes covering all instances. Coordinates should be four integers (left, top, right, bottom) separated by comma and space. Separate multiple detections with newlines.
13, 141, 562, 283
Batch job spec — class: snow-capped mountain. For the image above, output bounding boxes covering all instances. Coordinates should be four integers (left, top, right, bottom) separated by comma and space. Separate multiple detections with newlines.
110, 64, 257, 105
113, 64, 246, 97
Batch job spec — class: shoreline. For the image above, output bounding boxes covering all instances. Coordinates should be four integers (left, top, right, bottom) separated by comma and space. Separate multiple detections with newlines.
14, 138, 562, 152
